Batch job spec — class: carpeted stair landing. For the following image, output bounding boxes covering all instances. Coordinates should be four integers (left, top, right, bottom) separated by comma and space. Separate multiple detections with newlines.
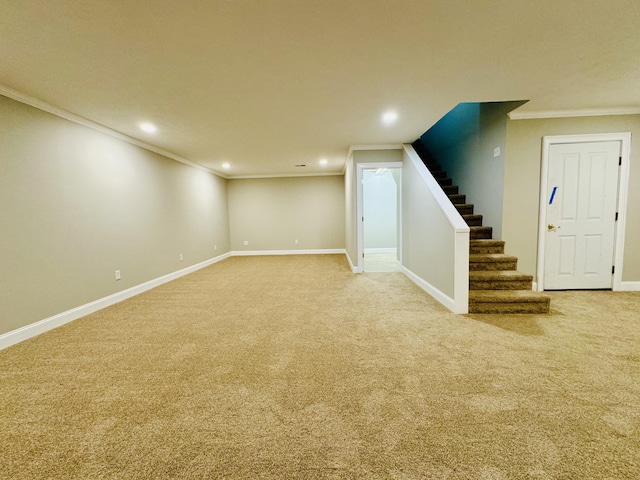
418, 150, 551, 314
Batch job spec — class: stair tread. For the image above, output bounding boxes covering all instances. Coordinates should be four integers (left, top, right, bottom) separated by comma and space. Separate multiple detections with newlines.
469, 270, 532, 280
470, 239, 505, 246
470, 226, 492, 231
469, 254, 518, 262
469, 290, 550, 304
470, 225, 493, 240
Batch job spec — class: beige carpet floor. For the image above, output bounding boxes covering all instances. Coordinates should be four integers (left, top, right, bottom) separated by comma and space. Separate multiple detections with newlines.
1, 255, 639, 479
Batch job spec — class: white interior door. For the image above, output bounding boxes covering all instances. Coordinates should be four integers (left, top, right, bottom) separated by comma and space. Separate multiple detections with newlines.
544, 141, 620, 290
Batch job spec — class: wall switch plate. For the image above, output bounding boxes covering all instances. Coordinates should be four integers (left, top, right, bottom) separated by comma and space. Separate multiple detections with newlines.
493, 146, 501, 157
243, 240, 249, 246
214, 245, 217, 251
115, 270, 121, 280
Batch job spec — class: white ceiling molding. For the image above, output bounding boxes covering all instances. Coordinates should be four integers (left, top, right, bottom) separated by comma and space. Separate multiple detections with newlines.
508, 107, 640, 120
0, 84, 222, 177
227, 172, 344, 180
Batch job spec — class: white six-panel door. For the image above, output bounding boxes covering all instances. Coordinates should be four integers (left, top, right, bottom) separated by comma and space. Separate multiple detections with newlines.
544, 141, 620, 290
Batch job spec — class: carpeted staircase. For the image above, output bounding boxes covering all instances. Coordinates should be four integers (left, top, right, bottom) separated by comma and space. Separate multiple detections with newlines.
415, 147, 550, 314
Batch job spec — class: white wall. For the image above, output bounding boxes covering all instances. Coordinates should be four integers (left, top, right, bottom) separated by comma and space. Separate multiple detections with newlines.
227, 176, 345, 252
0, 95, 230, 335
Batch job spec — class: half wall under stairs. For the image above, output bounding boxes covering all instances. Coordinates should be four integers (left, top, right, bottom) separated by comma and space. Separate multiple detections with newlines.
418, 151, 550, 314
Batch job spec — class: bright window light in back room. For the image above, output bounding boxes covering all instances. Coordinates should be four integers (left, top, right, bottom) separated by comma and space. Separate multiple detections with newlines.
139, 122, 157, 133
381, 110, 398, 125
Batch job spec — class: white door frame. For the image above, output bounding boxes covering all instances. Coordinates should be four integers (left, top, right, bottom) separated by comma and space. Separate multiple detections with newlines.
356, 162, 403, 272
536, 133, 631, 291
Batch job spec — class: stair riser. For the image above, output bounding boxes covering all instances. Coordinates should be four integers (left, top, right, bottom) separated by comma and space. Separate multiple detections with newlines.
464, 216, 483, 226
470, 280, 532, 290
470, 229, 492, 240
469, 302, 550, 314
448, 194, 466, 204
442, 186, 459, 195
437, 178, 453, 187
469, 261, 517, 271
456, 205, 474, 215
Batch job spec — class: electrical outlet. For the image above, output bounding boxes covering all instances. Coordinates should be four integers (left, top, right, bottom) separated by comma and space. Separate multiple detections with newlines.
243, 240, 249, 246
493, 146, 501, 157
179, 253, 184, 261
115, 270, 121, 281
295, 239, 299, 245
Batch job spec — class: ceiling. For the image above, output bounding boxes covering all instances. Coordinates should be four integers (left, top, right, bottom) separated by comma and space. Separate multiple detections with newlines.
2, 0, 639, 178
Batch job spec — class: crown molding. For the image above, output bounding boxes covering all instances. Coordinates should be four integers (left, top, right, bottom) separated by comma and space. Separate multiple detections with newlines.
227, 172, 343, 180
0, 84, 222, 177
508, 107, 640, 120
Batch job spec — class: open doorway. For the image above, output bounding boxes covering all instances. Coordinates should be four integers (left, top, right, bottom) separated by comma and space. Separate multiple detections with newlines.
362, 167, 401, 272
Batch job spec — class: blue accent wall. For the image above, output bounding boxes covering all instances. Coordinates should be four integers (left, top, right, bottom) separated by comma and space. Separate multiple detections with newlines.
415, 101, 527, 239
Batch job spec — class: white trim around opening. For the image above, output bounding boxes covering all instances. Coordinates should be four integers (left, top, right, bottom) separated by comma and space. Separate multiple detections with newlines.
356, 162, 404, 273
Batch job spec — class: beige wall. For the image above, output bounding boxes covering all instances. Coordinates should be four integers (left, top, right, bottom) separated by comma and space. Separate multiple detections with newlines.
0, 95, 230, 335
227, 176, 345, 251
504, 114, 640, 282
402, 149, 455, 297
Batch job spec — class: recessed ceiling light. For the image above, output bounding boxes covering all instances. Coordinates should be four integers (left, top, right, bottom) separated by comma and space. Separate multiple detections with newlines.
139, 122, 157, 134
319, 159, 328, 166
222, 163, 231, 170
381, 110, 398, 125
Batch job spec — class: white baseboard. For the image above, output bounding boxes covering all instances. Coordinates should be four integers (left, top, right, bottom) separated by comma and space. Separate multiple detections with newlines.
401, 266, 455, 313
231, 249, 346, 256
0, 252, 232, 351
364, 247, 397, 254
345, 251, 360, 273
619, 281, 640, 291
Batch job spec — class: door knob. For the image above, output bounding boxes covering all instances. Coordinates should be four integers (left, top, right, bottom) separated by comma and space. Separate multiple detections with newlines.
548, 224, 556, 231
